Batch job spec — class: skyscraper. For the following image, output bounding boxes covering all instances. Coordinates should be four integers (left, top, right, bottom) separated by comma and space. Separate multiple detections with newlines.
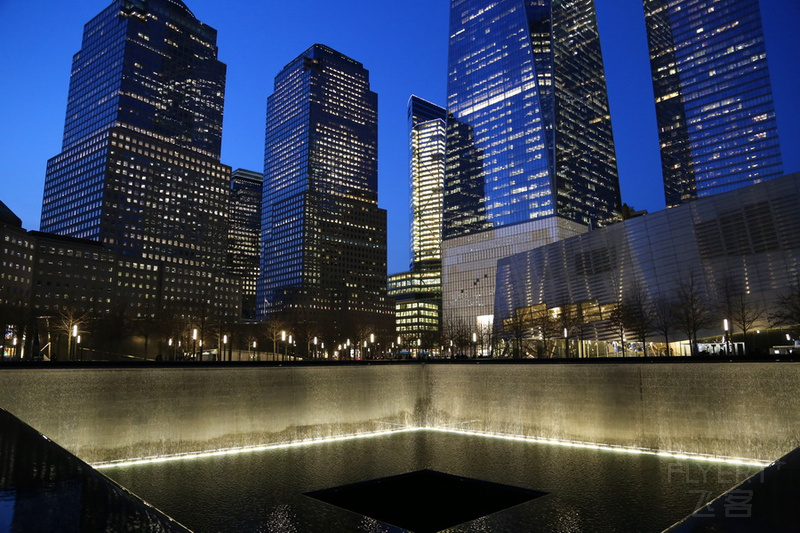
259, 44, 393, 354
644, 0, 784, 207
409, 96, 447, 270
388, 96, 446, 352
228, 169, 263, 320
443, 0, 621, 332
40, 0, 237, 320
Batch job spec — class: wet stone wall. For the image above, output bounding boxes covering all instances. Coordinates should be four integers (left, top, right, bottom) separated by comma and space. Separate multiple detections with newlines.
0, 361, 798, 464
424, 362, 800, 461
0, 365, 423, 463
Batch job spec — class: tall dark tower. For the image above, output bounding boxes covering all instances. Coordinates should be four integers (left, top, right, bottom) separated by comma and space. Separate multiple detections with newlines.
644, 0, 783, 207
228, 169, 263, 320
40, 0, 237, 320
258, 45, 392, 355
443, 0, 620, 331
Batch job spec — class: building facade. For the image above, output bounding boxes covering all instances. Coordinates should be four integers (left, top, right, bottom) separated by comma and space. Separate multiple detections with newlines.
39, 0, 238, 323
494, 173, 800, 357
227, 169, 263, 320
387, 269, 442, 354
443, 0, 621, 331
259, 44, 393, 354
388, 97, 447, 350
0, 202, 34, 359
644, 0, 784, 207
409, 96, 447, 269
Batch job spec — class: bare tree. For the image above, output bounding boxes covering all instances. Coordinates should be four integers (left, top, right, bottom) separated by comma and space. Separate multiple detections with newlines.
674, 272, 714, 356
264, 317, 287, 359
503, 306, 533, 359
621, 281, 654, 357
730, 292, 765, 355
419, 329, 441, 358
476, 319, 494, 357
606, 302, 628, 357
529, 305, 559, 358
770, 280, 800, 331
717, 277, 766, 355
354, 323, 373, 359
651, 295, 677, 356
158, 304, 192, 360
565, 302, 589, 358
52, 308, 93, 360
443, 318, 471, 357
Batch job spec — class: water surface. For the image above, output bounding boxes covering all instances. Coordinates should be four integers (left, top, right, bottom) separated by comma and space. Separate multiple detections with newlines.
104, 431, 761, 532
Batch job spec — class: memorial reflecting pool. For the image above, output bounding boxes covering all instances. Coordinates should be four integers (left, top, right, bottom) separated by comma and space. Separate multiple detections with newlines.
3, 361, 795, 531
102, 430, 761, 532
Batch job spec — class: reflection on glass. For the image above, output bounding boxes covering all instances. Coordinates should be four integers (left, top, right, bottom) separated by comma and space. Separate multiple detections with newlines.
0, 408, 189, 532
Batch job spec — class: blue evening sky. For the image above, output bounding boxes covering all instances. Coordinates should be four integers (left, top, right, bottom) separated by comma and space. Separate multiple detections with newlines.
0, 0, 798, 275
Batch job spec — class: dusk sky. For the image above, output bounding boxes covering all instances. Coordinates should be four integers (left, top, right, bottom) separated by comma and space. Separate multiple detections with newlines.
1, 0, 798, 275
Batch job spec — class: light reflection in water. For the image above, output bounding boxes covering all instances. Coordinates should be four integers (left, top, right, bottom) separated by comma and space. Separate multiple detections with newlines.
101, 430, 767, 532
93, 426, 770, 471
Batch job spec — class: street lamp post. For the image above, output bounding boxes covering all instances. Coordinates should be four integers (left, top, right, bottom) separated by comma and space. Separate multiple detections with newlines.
68, 324, 78, 361
192, 328, 198, 361
72, 325, 78, 360
564, 327, 569, 358
472, 332, 477, 358
723, 319, 731, 356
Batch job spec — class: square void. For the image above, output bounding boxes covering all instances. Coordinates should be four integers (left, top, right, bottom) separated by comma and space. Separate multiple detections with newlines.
304, 468, 547, 532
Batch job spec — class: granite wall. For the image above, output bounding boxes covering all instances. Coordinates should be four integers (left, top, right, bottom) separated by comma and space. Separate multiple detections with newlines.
0, 365, 423, 463
0, 362, 797, 464
425, 362, 800, 461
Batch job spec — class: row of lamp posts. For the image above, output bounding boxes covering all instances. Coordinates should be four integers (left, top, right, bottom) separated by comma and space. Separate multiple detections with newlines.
61, 316, 788, 362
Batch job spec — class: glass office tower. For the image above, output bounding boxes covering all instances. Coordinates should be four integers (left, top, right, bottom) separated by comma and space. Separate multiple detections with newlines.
228, 169, 263, 320
40, 0, 237, 320
443, 0, 620, 332
388, 96, 447, 352
259, 45, 393, 353
445, 0, 620, 237
644, 0, 783, 207
409, 96, 447, 268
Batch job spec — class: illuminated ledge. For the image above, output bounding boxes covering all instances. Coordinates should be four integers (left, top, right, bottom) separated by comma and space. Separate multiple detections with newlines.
91, 426, 771, 470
